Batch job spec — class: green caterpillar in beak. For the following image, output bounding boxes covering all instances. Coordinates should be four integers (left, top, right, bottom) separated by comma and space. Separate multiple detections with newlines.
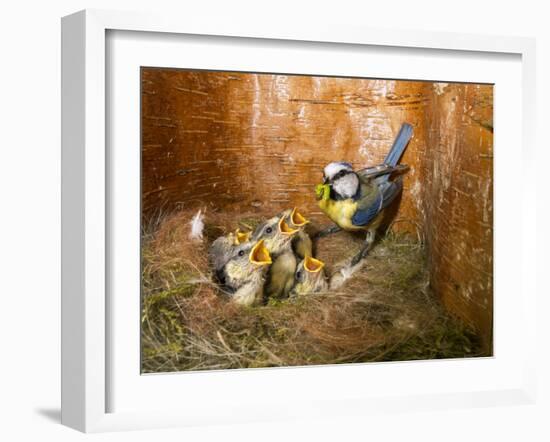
315, 183, 331, 201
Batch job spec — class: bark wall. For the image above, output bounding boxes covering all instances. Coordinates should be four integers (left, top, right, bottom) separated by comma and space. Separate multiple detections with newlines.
422, 84, 493, 350
141, 68, 493, 351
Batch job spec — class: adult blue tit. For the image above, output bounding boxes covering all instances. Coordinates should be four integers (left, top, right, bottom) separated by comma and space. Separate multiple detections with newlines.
218, 239, 272, 306
316, 123, 413, 264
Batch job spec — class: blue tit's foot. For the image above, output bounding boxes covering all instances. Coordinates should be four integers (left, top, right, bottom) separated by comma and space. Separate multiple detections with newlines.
350, 230, 376, 266
365, 229, 376, 248
350, 245, 370, 266
313, 225, 341, 240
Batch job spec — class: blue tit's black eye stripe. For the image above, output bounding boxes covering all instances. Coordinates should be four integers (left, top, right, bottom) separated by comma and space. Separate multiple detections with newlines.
337, 170, 351, 179
327, 170, 352, 183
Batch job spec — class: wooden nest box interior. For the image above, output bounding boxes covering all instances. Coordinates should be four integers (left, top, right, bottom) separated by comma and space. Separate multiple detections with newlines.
141, 68, 494, 353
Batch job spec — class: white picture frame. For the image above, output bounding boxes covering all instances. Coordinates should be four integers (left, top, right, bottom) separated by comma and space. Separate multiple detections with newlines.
61, 9, 537, 433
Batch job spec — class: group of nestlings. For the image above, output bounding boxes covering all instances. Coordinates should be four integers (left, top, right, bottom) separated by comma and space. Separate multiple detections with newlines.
209, 208, 330, 306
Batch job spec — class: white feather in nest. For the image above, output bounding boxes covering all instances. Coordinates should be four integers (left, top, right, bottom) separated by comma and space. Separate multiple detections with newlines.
189, 209, 205, 241
329, 259, 365, 290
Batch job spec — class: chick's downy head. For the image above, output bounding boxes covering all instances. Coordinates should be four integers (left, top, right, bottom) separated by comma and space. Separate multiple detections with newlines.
221, 239, 272, 292
209, 228, 252, 275
252, 212, 298, 256
291, 256, 328, 296
209, 235, 235, 275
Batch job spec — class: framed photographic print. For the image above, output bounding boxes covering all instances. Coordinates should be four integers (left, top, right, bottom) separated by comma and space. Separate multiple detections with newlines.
61, 9, 537, 432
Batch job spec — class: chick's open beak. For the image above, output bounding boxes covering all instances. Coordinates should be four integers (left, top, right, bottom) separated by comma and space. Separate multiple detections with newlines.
249, 240, 272, 266
290, 207, 309, 227
234, 229, 251, 245
278, 216, 298, 235
304, 256, 325, 273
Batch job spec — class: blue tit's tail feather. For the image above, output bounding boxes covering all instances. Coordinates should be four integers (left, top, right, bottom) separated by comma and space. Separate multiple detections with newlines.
383, 123, 413, 168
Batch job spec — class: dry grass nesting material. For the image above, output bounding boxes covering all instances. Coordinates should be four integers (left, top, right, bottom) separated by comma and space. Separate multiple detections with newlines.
141, 208, 485, 373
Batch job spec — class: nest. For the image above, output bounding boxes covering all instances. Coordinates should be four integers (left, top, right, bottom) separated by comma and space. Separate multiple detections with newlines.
141, 208, 484, 373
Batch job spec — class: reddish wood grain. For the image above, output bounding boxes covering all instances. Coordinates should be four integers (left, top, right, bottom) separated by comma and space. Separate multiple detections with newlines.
423, 83, 493, 351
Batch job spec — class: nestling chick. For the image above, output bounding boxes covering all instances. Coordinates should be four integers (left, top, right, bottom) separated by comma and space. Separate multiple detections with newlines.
264, 248, 297, 300
291, 256, 329, 296
254, 212, 299, 300
219, 239, 272, 306
208, 228, 252, 280
288, 207, 313, 260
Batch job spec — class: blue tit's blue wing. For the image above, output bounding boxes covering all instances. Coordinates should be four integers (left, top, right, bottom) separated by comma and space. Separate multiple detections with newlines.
379, 179, 403, 208
351, 179, 403, 227
351, 193, 383, 226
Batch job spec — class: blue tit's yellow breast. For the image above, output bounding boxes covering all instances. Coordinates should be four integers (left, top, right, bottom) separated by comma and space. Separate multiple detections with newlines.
318, 198, 364, 231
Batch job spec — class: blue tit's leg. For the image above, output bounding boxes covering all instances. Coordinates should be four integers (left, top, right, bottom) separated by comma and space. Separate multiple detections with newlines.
350, 228, 376, 266
313, 225, 341, 240
365, 228, 376, 250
